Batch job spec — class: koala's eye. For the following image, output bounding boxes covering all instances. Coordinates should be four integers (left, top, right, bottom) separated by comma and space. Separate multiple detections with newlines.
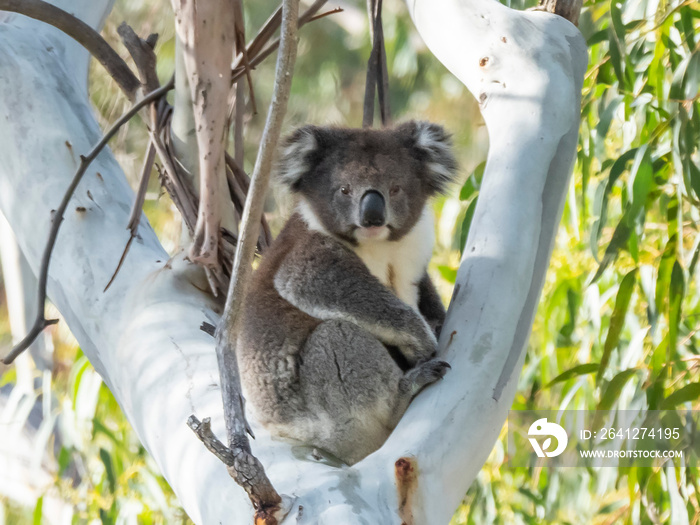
340, 186, 351, 196
390, 185, 401, 196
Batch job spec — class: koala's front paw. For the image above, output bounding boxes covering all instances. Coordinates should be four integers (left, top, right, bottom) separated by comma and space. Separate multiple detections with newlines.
403, 358, 451, 397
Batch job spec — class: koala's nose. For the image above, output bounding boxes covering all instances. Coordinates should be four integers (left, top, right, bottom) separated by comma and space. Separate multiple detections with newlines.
360, 190, 386, 227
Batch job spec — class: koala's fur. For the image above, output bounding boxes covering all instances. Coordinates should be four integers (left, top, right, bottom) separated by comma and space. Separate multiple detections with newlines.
237, 121, 458, 465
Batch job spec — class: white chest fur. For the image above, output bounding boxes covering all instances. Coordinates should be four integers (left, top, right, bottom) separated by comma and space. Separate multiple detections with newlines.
352, 207, 434, 308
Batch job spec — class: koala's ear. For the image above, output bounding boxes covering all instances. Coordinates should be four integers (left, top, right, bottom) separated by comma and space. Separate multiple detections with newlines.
398, 121, 459, 194
276, 126, 322, 191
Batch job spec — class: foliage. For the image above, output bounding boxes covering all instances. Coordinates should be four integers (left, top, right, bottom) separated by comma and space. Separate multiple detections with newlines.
0, 0, 698, 523
445, 0, 700, 522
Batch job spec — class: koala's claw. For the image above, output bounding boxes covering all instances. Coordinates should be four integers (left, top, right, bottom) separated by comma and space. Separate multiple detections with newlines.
403, 358, 451, 397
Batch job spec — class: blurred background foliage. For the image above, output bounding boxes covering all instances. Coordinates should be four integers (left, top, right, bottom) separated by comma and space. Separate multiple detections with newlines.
0, 0, 698, 523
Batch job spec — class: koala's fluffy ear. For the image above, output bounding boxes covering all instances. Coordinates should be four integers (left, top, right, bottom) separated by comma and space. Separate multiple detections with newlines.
276, 126, 322, 191
398, 121, 459, 194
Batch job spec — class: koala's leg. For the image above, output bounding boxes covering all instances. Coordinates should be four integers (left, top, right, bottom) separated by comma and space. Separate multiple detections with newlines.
285, 320, 447, 465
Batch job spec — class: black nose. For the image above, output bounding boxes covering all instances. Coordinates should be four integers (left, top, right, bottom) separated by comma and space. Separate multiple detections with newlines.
360, 190, 385, 227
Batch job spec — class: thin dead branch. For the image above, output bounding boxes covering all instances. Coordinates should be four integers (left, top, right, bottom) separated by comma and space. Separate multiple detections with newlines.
0, 0, 140, 101
306, 7, 344, 23
230, 0, 331, 84
117, 23, 160, 93
232, 0, 257, 115
363, 0, 391, 127
1, 81, 174, 365
104, 142, 156, 292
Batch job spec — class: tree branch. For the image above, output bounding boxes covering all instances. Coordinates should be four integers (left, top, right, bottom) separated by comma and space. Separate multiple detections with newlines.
1, 80, 174, 365
0, 0, 140, 100
171, 0, 240, 296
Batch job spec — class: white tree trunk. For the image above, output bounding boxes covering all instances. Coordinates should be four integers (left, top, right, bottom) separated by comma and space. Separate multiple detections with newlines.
0, 1, 586, 524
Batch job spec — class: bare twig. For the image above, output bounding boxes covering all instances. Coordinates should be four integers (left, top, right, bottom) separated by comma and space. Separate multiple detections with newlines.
2, 81, 174, 365
306, 7, 344, 23
187, 415, 236, 464
363, 0, 390, 127
225, 153, 273, 250
230, 0, 330, 84
233, 82, 246, 162
231, 0, 248, 169
0, 0, 140, 101
376, 6, 391, 125
117, 23, 160, 93
104, 142, 156, 292
232, 0, 257, 115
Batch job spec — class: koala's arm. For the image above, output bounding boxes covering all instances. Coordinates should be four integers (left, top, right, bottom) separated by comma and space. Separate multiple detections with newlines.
274, 237, 437, 364
418, 273, 446, 338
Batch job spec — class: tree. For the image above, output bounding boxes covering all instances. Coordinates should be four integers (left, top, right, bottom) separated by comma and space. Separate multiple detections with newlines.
15, 0, 689, 522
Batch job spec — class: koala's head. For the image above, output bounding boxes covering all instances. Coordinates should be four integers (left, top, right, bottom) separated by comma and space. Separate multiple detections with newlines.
277, 121, 458, 244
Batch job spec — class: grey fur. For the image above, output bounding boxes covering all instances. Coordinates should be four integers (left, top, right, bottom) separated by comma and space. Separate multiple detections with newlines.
237, 122, 458, 465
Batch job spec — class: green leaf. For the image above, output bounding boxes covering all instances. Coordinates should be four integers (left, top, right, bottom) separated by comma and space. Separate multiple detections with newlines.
587, 29, 608, 46
598, 269, 637, 379
680, 6, 696, 50
459, 197, 478, 254
437, 265, 457, 284
459, 161, 485, 201
689, 235, 700, 277
595, 96, 622, 159
597, 369, 638, 412
683, 50, 700, 101
100, 448, 117, 494
545, 363, 600, 388
688, 160, 700, 201
661, 383, 700, 409
33, 496, 43, 525
591, 214, 632, 283
668, 261, 685, 358
655, 235, 677, 314
0, 367, 16, 388
590, 149, 637, 261
58, 447, 71, 476
607, 25, 625, 89
626, 147, 653, 224
71, 356, 91, 411
670, 52, 693, 101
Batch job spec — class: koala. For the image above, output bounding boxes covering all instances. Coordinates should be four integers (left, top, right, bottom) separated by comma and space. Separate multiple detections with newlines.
237, 121, 458, 465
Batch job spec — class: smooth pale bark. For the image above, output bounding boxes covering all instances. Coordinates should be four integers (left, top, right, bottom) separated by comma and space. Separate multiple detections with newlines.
0, 2, 586, 525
